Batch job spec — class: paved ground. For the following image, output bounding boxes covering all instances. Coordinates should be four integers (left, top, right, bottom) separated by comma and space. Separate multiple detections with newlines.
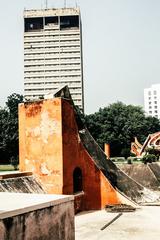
75, 206, 160, 240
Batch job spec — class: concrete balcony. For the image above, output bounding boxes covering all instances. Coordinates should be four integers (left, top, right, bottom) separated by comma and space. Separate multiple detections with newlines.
24, 47, 80, 55
24, 35, 80, 43
24, 65, 80, 72
24, 70, 81, 78
24, 59, 81, 66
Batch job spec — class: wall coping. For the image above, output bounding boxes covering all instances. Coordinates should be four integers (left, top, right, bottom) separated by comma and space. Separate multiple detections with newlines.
0, 171, 32, 179
0, 192, 74, 219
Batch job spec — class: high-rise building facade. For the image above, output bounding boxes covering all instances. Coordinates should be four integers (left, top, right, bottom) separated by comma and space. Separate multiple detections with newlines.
24, 8, 84, 111
144, 84, 160, 118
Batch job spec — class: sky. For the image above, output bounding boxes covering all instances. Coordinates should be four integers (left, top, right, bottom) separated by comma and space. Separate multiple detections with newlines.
0, 0, 160, 114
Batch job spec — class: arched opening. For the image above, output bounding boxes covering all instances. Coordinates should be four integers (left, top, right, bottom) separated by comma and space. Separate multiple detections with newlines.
73, 167, 83, 193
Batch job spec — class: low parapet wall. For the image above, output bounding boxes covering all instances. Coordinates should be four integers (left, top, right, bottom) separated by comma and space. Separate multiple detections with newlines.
119, 163, 160, 191
0, 192, 75, 240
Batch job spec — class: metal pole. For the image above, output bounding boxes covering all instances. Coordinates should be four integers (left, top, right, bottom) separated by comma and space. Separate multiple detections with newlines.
101, 213, 123, 231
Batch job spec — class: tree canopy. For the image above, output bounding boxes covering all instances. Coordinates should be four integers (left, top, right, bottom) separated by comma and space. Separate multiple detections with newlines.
85, 102, 160, 157
0, 93, 23, 163
0, 95, 160, 161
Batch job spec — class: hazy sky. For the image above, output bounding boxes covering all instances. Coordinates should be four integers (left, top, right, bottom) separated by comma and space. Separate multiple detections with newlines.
0, 0, 160, 113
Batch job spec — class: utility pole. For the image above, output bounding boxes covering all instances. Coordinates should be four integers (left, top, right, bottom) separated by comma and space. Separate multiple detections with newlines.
64, 0, 66, 8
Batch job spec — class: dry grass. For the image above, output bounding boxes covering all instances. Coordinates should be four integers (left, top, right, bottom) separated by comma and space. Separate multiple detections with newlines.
0, 165, 15, 171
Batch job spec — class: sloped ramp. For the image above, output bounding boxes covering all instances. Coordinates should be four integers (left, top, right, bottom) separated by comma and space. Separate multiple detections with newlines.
79, 129, 160, 204
0, 175, 45, 193
119, 164, 160, 191
54, 85, 160, 205
148, 162, 160, 183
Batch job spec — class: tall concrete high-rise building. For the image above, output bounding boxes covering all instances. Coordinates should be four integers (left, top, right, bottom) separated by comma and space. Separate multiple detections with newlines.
24, 8, 84, 111
144, 84, 160, 118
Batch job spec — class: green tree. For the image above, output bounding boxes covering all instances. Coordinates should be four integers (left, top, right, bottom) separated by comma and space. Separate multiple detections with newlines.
0, 93, 23, 163
85, 102, 160, 157
6, 93, 23, 116
142, 154, 157, 164
0, 108, 9, 162
145, 146, 160, 160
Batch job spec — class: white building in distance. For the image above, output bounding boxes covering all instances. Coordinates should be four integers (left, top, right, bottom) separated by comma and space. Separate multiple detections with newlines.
144, 84, 160, 118
24, 8, 84, 112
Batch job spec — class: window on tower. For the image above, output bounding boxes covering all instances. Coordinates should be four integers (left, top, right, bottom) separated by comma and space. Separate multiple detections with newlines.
60, 15, 79, 30
25, 17, 43, 32
45, 16, 58, 25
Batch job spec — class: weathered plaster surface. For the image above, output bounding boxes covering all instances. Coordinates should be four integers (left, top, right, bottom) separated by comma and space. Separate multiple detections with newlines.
19, 98, 138, 211
19, 99, 63, 194
0, 193, 74, 240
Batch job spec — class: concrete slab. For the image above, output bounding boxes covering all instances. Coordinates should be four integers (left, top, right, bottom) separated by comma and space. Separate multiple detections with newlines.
0, 192, 75, 240
0, 192, 74, 219
75, 206, 160, 240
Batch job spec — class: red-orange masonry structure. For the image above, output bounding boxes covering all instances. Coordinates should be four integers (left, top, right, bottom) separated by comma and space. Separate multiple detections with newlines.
131, 133, 160, 157
19, 98, 137, 211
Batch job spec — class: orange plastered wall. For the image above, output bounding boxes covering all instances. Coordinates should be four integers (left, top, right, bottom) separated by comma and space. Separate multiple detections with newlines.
61, 100, 130, 210
19, 99, 63, 194
19, 98, 135, 210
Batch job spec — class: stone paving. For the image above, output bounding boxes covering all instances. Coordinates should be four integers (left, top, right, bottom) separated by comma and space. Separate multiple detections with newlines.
75, 206, 160, 240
